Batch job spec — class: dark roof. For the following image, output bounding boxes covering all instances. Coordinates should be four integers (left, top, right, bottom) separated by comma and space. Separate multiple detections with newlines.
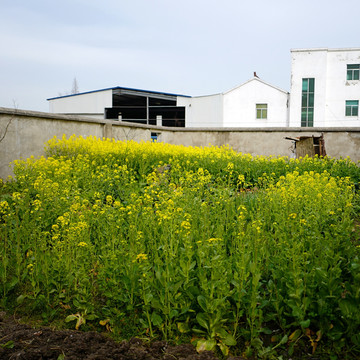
47, 86, 191, 101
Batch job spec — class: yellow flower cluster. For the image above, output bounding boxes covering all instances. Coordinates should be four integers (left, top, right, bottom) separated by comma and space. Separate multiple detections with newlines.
134, 253, 148, 262
1, 134, 359, 351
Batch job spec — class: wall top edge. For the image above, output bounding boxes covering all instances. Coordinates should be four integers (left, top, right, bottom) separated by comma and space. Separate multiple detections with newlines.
1, 107, 360, 133
0, 107, 111, 125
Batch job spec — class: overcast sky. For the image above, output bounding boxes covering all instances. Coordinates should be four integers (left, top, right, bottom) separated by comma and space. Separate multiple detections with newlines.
1, 0, 359, 112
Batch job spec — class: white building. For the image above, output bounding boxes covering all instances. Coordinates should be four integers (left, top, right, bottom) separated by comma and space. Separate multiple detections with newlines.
177, 77, 289, 127
48, 48, 360, 128
48, 78, 289, 128
289, 47, 360, 127
48, 87, 190, 127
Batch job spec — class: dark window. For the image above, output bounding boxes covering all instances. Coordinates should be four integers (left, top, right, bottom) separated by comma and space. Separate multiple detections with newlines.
113, 94, 146, 107
301, 78, 315, 127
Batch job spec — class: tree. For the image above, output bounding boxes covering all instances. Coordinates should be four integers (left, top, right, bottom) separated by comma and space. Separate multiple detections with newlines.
71, 77, 79, 94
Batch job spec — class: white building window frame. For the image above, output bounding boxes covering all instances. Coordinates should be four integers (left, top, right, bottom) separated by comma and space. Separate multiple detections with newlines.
347, 64, 360, 81
256, 104, 268, 119
301, 78, 315, 127
345, 100, 359, 117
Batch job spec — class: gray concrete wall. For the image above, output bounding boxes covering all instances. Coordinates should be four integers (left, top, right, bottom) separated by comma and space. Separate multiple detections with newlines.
1, 107, 359, 180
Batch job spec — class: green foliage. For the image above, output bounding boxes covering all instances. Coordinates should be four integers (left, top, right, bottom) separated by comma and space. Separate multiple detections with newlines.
0, 135, 360, 358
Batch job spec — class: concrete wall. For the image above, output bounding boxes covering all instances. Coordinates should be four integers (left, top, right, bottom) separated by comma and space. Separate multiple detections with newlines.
0, 108, 150, 179
1, 107, 359, 180
223, 78, 289, 127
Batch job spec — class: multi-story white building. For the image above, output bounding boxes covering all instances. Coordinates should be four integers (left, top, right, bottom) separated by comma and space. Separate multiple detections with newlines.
289, 47, 360, 127
48, 48, 360, 128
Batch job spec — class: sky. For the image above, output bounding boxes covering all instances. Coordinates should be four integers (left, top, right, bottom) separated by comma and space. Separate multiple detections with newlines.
1, 0, 359, 112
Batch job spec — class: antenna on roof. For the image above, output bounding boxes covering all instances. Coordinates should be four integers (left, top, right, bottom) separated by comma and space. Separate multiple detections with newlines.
254, 72, 259, 78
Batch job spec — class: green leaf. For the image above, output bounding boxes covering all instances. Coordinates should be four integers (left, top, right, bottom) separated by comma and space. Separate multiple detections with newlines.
289, 329, 302, 342
186, 286, 200, 299
7, 277, 19, 292
151, 312, 163, 327
177, 322, 190, 333
16, 294, 26, 305
279, 334, 289, 345
218, 342, 229, 356
261, 327, 272, 335
86, 314, 97, 321
196, 313, 209, 331
300, 319, 310, 328
196, 338, 217, 352
351, 333, 360, 346
339, 299, 357, 318
65, 314, 78, 323
169, 309, 179, 319
0, 341, 14, 349
197, 295, 207, 312
144, 292, 153, 304
223, 333, 237, 346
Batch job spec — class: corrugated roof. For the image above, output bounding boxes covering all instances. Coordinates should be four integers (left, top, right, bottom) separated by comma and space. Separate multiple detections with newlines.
47, 86, 191, 101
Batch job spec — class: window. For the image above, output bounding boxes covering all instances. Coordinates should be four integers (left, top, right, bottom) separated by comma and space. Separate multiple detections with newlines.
301, 78, 315, 127
347, 64, 360, 80
256, 104, 267, 119
345, 100, 359, 116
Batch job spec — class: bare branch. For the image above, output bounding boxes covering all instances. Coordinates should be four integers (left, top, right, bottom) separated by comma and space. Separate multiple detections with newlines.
0, 101, 17, 143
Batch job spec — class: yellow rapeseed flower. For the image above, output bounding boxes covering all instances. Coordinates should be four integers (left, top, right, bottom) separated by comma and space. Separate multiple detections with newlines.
134, 253, 147, 262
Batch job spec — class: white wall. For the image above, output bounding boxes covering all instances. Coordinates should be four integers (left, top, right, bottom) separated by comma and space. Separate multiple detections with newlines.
177, 94, 223, 127
223, 78, 289, 127
289, 49, 328, 127
325, 49, 360, 127
289, 48, 360, 127
48, 89, 112, 118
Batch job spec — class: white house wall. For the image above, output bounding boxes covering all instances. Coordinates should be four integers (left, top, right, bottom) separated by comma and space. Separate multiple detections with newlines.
223, 79, 289, 127
289, 49, 328, 127
325, 49, 360, 127
177, 94, 223, 127
289, 48, 360, 127
48, 90, 112, 119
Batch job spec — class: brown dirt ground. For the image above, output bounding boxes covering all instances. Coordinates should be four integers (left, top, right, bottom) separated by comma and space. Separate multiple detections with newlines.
0, 312, 246, 360
1, 311, 353, 360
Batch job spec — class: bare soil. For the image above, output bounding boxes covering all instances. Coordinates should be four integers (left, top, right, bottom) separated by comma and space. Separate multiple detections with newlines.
1, 312, 353, 360
0, 312, 241, 360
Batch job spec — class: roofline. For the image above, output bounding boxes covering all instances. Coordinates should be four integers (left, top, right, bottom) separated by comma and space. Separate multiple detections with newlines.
47, 86, 191, 101
291, 47, 360, 53
223, 77, 289, 95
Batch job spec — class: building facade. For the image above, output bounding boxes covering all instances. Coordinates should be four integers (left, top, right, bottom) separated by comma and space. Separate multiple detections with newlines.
48, 87, 190, 127
48, 48, 360, 128
289, 48, 360, 127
